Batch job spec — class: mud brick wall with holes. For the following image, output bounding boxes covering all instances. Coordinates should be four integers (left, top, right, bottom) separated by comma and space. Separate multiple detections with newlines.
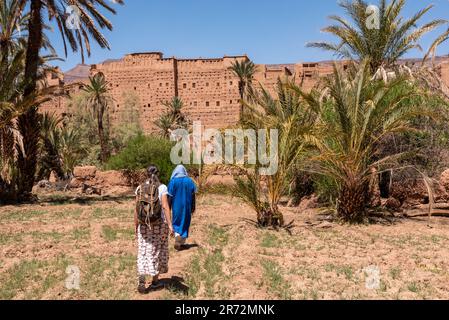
40, 53, 449, 133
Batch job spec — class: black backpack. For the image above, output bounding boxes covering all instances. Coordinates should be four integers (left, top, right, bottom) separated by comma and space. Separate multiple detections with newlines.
137, 179, 162, 225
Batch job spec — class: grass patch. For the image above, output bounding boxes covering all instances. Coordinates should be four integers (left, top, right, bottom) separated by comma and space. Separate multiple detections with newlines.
203, 250, 226, 298
101, 225, 134, 242
260, 233, 281, 248
207, 225, 229, 247
182, 225, 230, 299
0, 210, 48, 222
185, 255, 202, 297
325, 264, 354, 281
79, 254, 135, 299
71, 227, 91, 241
389, 267, 401, 280
92, 208, 131, 220
30, 231, 65, 242
407, 282, 420, 293
260, 259, 293, 300
0, 232, 23, 245
0, 255, 71, 300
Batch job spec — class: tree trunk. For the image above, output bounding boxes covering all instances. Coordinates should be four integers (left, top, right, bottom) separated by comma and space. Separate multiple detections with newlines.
257, 203, 284, 228
97, 106, 109, 163
0, 127, 14, 170
238, 81, 245, 120
379, 171, 391, 198
0, 39, 9, 72
16, 0, 43, 200
337, 178, 370, 223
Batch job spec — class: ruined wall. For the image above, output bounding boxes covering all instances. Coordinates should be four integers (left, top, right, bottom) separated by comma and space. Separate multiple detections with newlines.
87, 53, 245, 132
176, 56, 244, 129
40, 53, 449, 133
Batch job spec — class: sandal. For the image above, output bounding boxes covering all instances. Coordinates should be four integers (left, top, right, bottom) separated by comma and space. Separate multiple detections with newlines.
137, 283, 147, 294
137, 276, 147, 294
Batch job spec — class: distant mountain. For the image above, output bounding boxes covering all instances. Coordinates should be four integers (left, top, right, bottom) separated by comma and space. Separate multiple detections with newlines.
64, 64, 90, 83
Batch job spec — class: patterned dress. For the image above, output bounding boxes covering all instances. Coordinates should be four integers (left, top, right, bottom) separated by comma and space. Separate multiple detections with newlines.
136, 184, 169, 277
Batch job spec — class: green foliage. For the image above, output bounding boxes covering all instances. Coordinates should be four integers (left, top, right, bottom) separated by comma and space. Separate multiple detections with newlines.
300, 60, 434, 222
307, 0, 444, 71
232, 79, 316, 227
38, 112, 86, 178
314, 175, 338, 205
66, 92, 103, 167
260, 259, 293, 300
229, 59, 257, 102
154, 96, 190, 138
106, 134, 175, 184
82, 72, 112, 163
381, 94, 449, 177
110, 91, 142, 152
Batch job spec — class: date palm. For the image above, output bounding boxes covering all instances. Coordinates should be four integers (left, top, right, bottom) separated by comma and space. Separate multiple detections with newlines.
155, 96, 190, 138
232, 79, 317, 228
17, 0, 123, 197
82, 72, 112, 163
0, 0, 55, 67
154, 113, 176, 139
37, 112, 64, 180
163, 96, 190, 128
0, 0, 27, 68
307, 0, 445, 72
229, 59, 257, 118
299, 60, 431, 222
59, 127, 85, 177
1, 47, 55, 200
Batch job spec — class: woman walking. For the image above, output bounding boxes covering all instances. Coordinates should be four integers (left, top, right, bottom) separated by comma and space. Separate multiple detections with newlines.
134, 166, 174, 294
168, 165, 197, 251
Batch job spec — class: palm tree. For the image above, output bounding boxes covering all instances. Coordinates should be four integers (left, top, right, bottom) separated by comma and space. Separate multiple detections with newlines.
307, 0, 445, 72
1, 47, 55, 201
163, 96, 190, 128
154, 113, 176, 139
58, 126, 85, 177
0, 0, 27, 69
232, 79, 317, 228
16, 0, 123, 197
155, 96, 190, 138
37, 112, 64, 180
229, 59, 257, 118
0, 0, 55, 68
299, 60, 431, 222
82, 72, 112, 163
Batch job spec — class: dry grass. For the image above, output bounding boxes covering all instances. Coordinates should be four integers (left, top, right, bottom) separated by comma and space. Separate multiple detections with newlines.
1, 193, 449, 300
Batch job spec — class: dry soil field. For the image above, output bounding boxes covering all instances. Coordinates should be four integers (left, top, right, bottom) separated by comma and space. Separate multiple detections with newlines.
1, 192, 449, 300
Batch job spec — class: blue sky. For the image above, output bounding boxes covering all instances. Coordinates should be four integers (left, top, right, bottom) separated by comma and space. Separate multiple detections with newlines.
47, 0, 449, 72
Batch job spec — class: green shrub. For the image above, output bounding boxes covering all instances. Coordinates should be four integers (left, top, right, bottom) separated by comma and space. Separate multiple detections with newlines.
314, 175, 338, 205
106, 134, 176, 184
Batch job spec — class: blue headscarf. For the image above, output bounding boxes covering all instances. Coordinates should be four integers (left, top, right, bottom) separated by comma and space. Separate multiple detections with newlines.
171, 165, 188, 180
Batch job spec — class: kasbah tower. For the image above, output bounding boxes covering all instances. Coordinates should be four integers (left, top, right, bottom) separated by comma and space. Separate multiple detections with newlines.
41, 52, 449, 132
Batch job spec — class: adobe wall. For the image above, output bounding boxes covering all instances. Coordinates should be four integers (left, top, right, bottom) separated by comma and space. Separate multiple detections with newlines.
40, 52, 449, 133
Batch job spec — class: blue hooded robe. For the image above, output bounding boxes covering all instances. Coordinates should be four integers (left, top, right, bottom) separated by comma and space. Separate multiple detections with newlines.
168, 165, 197, 239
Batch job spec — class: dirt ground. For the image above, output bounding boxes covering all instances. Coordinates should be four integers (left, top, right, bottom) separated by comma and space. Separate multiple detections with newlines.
1, 192, 449, 300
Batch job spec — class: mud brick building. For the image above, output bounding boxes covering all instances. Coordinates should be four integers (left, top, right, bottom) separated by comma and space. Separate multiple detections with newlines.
40, 52, 449, 133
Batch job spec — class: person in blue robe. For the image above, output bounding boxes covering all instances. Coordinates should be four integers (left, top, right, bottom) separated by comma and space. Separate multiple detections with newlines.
168, 165, 197, 250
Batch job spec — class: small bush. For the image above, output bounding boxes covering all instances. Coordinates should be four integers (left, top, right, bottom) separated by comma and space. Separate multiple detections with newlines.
106, 134, 176, 184
314, 175, 338, 205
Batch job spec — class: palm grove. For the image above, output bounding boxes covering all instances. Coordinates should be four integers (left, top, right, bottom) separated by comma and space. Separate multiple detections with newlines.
2, 0, 449, 226
0, 0, 124, 202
